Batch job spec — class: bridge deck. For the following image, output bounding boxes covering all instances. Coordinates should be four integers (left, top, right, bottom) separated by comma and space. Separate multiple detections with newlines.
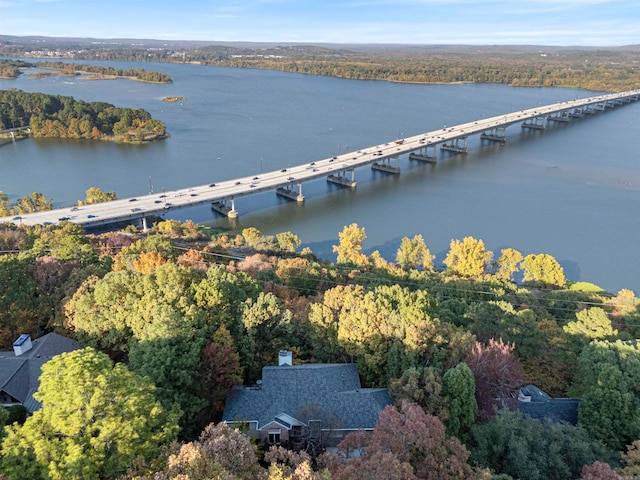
2, 89, 639, 228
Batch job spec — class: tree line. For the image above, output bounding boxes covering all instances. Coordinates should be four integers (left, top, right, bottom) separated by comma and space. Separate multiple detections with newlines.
0, 217, 638, 478
31, 61, 173, 83
0, 89, 167, 141
3, 41, 639, 92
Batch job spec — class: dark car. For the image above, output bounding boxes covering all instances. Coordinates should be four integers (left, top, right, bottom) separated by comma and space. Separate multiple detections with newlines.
129, 198, 137, 202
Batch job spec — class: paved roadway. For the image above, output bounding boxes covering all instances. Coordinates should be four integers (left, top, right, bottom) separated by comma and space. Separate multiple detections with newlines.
2, 89, 639, 228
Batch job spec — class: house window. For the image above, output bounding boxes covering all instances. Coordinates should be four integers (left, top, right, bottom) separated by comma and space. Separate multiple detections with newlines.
268, 430, 281, 445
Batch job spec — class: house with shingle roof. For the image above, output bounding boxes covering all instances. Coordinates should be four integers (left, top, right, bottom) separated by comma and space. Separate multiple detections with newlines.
222, 350, 392, 452
516, 384, 580, 425
0, 333, 80, 413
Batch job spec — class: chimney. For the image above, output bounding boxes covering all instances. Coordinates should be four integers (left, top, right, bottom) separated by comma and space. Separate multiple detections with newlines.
13, 334, 33, 356
278, 350, 292, 366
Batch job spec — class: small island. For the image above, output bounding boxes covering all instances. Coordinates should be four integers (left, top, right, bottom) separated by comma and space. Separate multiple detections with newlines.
0, 89, 168, 143
162, 96, 187, 102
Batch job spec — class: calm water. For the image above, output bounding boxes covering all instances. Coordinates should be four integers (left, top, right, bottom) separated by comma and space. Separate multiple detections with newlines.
1, 60, 639, 293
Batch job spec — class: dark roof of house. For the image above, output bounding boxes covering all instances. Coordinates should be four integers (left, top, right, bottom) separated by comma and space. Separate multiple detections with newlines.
516, 384, 580, 425
222, 363, 393, 430
0, 333, 80, 412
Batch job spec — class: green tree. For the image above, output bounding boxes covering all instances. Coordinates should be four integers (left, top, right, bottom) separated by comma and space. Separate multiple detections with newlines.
444, 236, 492, 277
0, 255, 38, 347
332, 223, 368, 267
395, 234, 434, 271
521, 253, 566, 287
442, 362, 477, 440
470, 409, 615, 480
241, 292, 293, 381
389, 366, 447, 418
0, 405, 9, 442
0, 347, 180, 480
563, 307, 617, 341
575, 339, 640, 450
30, 221, 99, 265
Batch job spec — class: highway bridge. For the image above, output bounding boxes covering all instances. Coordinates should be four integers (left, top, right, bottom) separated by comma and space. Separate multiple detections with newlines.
2, 89, 639, 229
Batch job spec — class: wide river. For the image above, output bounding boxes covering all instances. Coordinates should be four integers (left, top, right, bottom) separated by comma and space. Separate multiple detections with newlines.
1, 60, 639, 294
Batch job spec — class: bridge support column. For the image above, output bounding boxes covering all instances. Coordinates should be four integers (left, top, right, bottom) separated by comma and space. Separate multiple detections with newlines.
327, 168, 357, 187
276, 183, 305, 202
372, 156, 401, 174
441, 137, 468, 153
480, 127, 506, 144
211, 198, 239, 218
409, 145, 437, 162
141, 216, 148, 231
521, 117, 546, 130
547, 111, 570, 123
568, 108, 583, 118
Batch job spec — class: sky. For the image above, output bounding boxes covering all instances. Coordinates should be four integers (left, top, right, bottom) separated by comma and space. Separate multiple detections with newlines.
1, 0, 639, 46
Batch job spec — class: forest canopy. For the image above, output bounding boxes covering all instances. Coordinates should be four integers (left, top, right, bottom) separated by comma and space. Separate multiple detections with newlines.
0, 89, 167, 142
0, 219, 638, 478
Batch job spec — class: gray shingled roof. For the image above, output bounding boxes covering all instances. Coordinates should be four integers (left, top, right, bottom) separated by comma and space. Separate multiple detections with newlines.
0, 333, 80, 412
223, 363, 392, 430
517, 384, 580, 425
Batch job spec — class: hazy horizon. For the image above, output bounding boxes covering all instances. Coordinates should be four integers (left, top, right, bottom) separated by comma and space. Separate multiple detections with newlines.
1, 0, 638, 47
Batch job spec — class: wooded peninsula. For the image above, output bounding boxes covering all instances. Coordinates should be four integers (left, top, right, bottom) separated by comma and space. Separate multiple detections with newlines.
0, 89, 167, 142
0, 59, 172, 83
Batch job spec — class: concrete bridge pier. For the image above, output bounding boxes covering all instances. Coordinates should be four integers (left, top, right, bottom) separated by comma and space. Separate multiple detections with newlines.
211, 198, 239, 218
521, 117, 546, 130
276, 182, 305, 202
327, 168, 357, 187
371, 156, 401, 174
480, 127, 507, 144
569, 108, 583, 118
595, 103, 606, 111
441, 137, 468, 153
409, 145, 437, 162
547, 111, 571, 123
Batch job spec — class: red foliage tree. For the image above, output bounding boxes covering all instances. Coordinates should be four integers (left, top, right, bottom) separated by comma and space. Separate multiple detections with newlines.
200, 326, 244, 422
464, 338, 524, 421
324, 402, 477, 480
579, 461, 621, 480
